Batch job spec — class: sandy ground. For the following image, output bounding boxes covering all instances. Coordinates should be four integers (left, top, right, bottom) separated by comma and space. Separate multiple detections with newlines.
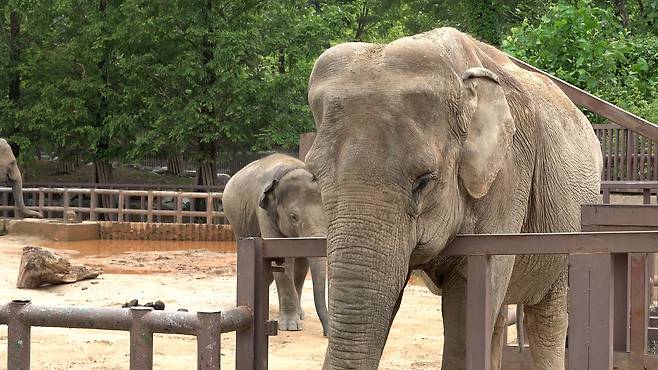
0, 194, 642, 369
0, 235, 446, 369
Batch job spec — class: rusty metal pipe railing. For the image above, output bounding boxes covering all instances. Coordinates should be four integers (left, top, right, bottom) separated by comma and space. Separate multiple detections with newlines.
0, 300, 252, 370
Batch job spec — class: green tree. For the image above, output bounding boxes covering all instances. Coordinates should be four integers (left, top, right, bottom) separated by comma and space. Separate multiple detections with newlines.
503, 0, 658, 123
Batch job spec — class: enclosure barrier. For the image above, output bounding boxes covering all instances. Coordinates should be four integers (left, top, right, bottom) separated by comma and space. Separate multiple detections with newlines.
0, 187, 224, 224
0, 301, 252, 370
594, 125, 658, 181
237, 205, 658, 370
601, 180, 658, 204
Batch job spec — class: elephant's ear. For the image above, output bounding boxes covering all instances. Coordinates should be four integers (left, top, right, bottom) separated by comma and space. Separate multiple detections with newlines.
258, 179, 279, 210
458, 67, 515, 199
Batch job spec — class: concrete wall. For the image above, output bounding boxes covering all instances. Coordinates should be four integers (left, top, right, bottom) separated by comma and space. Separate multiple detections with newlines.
99, 222, 235, 241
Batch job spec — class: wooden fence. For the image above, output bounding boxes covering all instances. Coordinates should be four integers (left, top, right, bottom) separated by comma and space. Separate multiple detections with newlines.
594, 124, 658, 181
238, 204, 658, 370
0, 187, 225, 224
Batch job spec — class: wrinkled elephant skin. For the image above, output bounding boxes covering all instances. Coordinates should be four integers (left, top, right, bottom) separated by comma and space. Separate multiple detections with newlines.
223, 153, 329, 336
306, 28, 602, 369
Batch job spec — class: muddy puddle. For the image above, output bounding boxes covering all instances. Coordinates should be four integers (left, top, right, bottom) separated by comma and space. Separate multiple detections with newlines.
40, 240, 237, 257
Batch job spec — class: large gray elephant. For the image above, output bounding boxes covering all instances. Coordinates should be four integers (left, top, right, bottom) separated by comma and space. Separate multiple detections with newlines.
0, 139, 42, 219
223, 153, 329, 336
305, 28, 602, 369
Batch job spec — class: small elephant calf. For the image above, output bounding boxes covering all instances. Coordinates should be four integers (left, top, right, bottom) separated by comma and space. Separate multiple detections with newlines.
223, 153, 328, 336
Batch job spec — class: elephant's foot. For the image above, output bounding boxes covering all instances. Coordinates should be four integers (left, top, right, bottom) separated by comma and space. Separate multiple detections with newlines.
278, 312, 303, 331
299, 307, 305, 320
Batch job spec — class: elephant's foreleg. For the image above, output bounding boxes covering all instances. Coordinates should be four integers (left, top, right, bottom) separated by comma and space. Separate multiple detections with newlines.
524, 272, 568, 370
293, 257, 309, 319
441, 277, 468, 370
273, 258, 303, 331
309, 256, 329, 336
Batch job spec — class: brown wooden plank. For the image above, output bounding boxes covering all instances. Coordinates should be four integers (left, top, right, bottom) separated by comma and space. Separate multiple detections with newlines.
628, 131, 634, 181
629, 253, 649, 354
568, 254, 590, 369
588, 253, 614, 369
262, 231, 658, 258
622, 128, 629, 180
581, 204, 658, 228
613, 253, 629, 352
613, 352, 658, 369
612, 128, 623, 181
651, 141, 658, 181
466, 255, 492, 370
607, 128, 613, 181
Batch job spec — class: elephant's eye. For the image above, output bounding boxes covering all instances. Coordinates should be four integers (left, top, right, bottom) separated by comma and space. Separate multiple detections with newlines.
290, 213, 299, 223
412, 171, 436, 201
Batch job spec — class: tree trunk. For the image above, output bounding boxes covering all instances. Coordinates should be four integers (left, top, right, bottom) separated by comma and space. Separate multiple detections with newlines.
195, 160, 218, 222
615, 0, 630, 28
354, 4, 368, 41
17, 246, 102, 288
9, 11, 20, 105
465, 0, 502, 46
57, 159, 78, 174
93, 160, 113, 220
167, 155, 184, 175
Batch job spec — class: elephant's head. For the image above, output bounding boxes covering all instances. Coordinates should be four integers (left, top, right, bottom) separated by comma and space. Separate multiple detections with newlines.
0, 138, 42, 218
306, 35, 515, 368
259, 168, 326, 237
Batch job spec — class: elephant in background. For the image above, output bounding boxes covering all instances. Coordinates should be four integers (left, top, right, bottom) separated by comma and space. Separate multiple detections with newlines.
306, 27, 602, 369
223, 153, 329, 336
0, 139, 42, 219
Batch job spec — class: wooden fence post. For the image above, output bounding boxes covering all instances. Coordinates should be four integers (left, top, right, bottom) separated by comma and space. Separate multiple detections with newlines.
466, 254, 492, 370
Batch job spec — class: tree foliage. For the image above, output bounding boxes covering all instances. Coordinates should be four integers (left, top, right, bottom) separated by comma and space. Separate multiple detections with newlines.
0, 0, 654, 180
503, 0, 658, 123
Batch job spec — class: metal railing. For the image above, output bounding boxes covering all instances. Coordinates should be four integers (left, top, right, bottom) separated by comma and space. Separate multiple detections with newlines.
0, 301, 252, 370
0, 187, 225, 224
236, 204, 658, 370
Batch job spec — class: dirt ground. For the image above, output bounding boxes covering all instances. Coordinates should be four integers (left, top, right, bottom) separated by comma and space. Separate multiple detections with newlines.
0, 235, 447, 369
0, 194, 643, 369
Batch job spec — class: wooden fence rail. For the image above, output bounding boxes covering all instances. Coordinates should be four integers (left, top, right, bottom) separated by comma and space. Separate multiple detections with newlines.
246, 205, 658, 369
0, 187, 225, 224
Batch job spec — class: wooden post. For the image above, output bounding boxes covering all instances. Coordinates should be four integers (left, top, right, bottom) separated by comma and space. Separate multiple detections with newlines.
568, 254, 590, 369
176, 192, 183, 224
206, 194, 213, 225
466, 254, 491, 370
118, 191, 125, 222
588, 253, 614, 369
629, 253, 649, 354
146, 191, 153, 223
90, 189, 98, 221
236, 238, 271, 370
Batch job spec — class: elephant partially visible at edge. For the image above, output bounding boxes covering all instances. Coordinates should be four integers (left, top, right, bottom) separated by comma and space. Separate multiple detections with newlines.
0, 139, 43, 219
306, 27, 602, 369
222, 153, 329, 336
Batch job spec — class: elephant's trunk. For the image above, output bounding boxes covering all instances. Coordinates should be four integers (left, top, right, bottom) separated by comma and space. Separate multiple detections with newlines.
322, 191, 411, 369
9, 165, 42, 219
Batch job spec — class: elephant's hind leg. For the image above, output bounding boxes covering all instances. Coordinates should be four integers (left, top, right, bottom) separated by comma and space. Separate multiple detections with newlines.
524, 272, 568, 370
